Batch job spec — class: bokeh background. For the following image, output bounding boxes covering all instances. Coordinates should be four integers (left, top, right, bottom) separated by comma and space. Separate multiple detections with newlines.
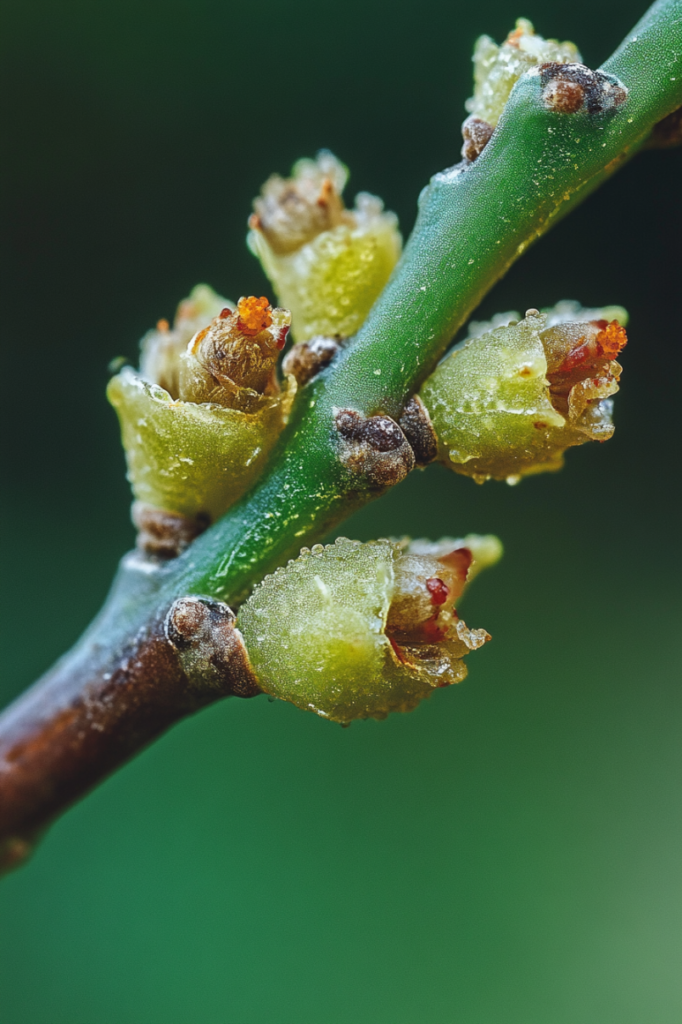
1, 0, 680, 1021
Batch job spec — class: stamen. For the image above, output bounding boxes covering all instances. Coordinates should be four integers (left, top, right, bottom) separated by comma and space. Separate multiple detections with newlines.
595, 320, 627, 359
237, 296, 273, 337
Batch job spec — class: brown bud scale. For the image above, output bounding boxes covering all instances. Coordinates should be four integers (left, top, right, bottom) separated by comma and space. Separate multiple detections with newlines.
399, 396, 438, 467
132, 502, 209, 559
282, 335, 343, 386
334, 408, 415, 489
461, 116, 495, 162
538, 62, 628, 116
165, 597, 261, 697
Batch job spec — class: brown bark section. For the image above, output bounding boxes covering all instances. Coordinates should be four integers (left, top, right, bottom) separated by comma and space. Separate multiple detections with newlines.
0, 598, 259, 872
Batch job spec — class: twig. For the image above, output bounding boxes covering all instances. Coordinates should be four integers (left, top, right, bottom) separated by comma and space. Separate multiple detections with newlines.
1, 0, 680, 868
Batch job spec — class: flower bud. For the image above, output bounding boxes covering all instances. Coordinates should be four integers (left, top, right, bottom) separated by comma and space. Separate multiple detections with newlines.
238, 535, 500, 724
177, 297, 291, 409
417, 304, 627, 484
108, 291, 295, 529
466, 19, 581, 129
248, 151, 401, 342
139, 284, 231, 398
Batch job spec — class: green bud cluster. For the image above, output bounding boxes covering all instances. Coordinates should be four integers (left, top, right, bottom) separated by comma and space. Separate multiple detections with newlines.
248, 151, 402, 342
108, 287, 295, 527
238, 535, 501, 724
417, 303, 628, 484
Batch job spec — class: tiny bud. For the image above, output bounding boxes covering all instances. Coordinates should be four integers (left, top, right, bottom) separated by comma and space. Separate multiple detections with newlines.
417, 302, 627, 482
165, 596, 260, 697
132, 502, 208, 559
238, 537, 497, 723
108, 288, 297, 531
466, 18, 581, 128
542, 77, 585, 113
461, 116, 494, 162
538, 63, 628, 115
248, 151, 402, 342
398, 396, 438, 467
334, 408, 415, 490
179, 298, 291, 405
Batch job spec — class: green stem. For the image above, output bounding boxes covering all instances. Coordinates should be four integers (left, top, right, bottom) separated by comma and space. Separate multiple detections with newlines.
168, 0, 682, 606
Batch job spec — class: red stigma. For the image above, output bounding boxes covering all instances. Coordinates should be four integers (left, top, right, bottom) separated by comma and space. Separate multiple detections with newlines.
426, 577, 450, 606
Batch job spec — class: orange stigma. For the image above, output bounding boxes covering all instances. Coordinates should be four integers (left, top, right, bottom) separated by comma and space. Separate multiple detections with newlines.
237, 296, 273, 337
596, 320, 627, 360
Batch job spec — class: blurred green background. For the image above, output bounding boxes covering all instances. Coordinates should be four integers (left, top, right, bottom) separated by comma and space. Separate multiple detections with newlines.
1, 0, 680, 1021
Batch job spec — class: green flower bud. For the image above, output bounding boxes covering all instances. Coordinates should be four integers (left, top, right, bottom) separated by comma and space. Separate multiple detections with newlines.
238, 535, 500, 724
248, 151, 401, 342
108, 291, 295, 526
466, 19, 581, 128
139, 284, 232, 397
418, 304, 628, 484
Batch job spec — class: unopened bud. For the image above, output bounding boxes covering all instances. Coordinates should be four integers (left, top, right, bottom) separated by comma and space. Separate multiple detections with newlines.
418, 303, 627, 484
178, 297, 291, 409
248, 151, 401, 342
466, 18, 581, 129
461, 115, 495, 162
238, 536, 499, 724
536, 62, 628, 115
139, 284, 232, 398
108, 290, 296, 528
